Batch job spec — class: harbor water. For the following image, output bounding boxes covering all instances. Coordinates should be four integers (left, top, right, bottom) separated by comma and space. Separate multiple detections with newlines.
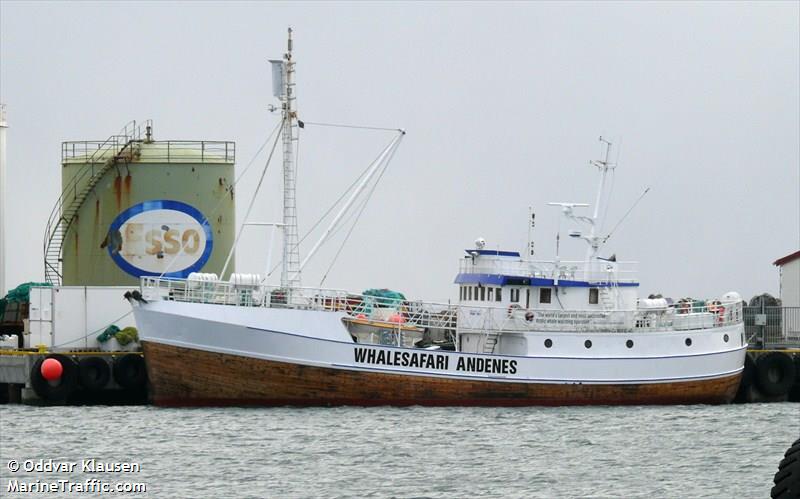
1, 403, 798, 498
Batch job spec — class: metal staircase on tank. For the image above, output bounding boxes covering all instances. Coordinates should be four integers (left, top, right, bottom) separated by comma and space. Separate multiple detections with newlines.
43, 120, 150, 285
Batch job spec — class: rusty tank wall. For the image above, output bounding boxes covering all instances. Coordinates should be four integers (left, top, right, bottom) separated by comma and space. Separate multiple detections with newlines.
60, 140, 235, 286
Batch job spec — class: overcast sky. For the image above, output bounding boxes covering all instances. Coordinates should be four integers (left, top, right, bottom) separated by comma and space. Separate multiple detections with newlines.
1, 1, 798, 303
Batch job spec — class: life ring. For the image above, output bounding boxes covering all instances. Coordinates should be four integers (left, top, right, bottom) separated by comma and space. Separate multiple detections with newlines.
755, 352, 796, 397
525, 311, 535, 322
507, 304, 521, 317
113, 354, 148, 391
30, 354, 78, 403
78, 356, 111, 392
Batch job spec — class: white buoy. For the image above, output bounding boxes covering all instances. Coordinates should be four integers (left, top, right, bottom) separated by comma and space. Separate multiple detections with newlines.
0, 104, 7, 297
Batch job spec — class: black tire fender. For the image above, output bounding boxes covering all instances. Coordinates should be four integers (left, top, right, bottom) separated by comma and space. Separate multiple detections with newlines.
30, 354, 78, 403
756, 352, 796, 397
78, 356, 111, 392
772, 436, 800, 498
113, 354, 147, 391
789, 355, 800, 402
734, 354, 756, 403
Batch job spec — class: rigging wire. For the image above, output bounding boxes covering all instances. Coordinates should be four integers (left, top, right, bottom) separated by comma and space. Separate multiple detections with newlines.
302, 121, 402, 133
602, 186, 651, 245
235, 120, 283, 187
265, 156, 375, 278
52, 311, 133, 348
266, 133, 403, 278
220, 121, 285, 277
318, 138, 402, 286
155, 119, 282, 279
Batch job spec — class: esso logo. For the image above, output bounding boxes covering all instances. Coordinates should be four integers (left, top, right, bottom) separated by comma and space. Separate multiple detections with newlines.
106, 200, 213, 278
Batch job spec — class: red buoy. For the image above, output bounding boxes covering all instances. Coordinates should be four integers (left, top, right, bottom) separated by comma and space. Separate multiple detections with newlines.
40, 358, 63, 381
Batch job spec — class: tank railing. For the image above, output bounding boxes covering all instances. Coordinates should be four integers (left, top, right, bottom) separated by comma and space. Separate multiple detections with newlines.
458, 258, 639, 283
140, 277, 743, 335
137, 141, 236, 163
61, 119, 145, 161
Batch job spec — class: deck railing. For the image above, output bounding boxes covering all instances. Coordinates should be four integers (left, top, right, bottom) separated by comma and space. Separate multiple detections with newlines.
140, 277, 742, 334
458, 258, 639, 283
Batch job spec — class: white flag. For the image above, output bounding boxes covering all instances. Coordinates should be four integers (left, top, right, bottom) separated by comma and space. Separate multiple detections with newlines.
269, 60, 285, 98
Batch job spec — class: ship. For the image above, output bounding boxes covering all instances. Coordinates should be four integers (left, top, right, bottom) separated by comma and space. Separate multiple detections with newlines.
129, 29, 746, 407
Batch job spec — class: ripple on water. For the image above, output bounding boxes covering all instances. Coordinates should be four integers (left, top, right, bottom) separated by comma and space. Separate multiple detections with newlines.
0, 403, 798, 498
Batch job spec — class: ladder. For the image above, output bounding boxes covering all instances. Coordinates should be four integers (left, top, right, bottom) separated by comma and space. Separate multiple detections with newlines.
43, 121, 147, 284
483, 331, 500, 354
482, 308, 501, 354
599, 286, 616, 310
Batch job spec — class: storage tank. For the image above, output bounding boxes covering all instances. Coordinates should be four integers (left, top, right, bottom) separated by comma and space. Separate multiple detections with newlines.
46, 121, 236, 286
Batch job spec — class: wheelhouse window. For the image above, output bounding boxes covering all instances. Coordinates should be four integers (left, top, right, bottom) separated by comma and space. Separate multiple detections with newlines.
474, 286, 479, 301
510, 288, 520, 303
589, 288, 599, 305
487, 288, 494, 301
540, 288, 552, 304
468, 286, 472, 301
480, 286, 485, 301
496, 288, 502, 302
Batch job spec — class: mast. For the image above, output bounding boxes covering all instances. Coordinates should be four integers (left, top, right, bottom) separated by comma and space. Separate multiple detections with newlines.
586, 136, 614, 261
280, 27, 301, 290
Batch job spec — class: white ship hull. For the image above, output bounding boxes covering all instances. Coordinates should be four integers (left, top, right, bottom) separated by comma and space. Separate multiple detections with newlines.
133, 300, 746, 406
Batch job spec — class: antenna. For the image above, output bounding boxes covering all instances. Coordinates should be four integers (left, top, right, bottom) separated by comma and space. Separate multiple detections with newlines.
589, 136, 614, 230
581, 137, 615, 261
526, 207, 535, 258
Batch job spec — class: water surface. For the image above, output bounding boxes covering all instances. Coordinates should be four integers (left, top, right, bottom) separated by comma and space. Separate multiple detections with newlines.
1, 403, 797, 498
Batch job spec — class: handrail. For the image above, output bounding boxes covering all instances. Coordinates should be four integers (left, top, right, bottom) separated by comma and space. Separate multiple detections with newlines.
139, 276, 743, 334
62, 140, 235, 164
43, 120, 152, 283
458, 257, 639, 283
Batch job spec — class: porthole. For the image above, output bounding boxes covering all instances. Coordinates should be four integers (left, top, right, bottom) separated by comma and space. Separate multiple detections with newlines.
723, 334, 729, 343
544, 338, 553, 348
626, 339, 634, 349
584, 340, 592, 349
685, 338, 692, 347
